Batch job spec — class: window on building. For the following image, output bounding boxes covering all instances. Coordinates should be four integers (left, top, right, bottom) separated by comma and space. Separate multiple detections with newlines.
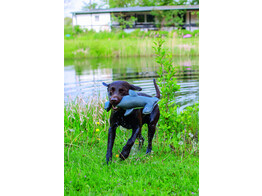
137, 14, 145, 23
147, 14, 155, 23
95, 15, 99, 22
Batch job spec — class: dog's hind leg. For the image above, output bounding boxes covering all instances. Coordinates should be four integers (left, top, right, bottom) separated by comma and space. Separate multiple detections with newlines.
137, 132, 145, 150
146, 123, 156, 154
146, 106, 160, 154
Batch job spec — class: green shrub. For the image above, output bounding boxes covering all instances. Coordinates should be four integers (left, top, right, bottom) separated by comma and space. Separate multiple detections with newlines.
153, 38, 199, 155
74, 25, 83, 34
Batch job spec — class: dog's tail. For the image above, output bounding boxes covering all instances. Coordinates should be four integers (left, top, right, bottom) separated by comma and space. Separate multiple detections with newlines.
153, 79, 160, 99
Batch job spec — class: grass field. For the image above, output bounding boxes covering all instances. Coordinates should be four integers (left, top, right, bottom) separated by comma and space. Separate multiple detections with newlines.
64, 29, 199, 59
64, 98, 199, 195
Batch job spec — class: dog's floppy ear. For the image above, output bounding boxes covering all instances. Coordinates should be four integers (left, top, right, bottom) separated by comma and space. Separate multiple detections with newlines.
129, 84, 142, 91
102, 82, 109, 87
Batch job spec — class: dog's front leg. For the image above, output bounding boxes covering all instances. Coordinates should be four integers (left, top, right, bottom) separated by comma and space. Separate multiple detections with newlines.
106, 124, 117, 164
120, 126, 141, 160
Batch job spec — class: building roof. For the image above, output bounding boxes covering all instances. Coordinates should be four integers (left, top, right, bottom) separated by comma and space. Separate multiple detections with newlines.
72, 5, 199, 15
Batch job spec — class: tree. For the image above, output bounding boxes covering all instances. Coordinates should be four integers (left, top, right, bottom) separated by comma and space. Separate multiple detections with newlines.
82, 1, 104, 10
112, 14, 137, 30
190, 0, 199, 5
104, 0, 198, 8
64, 17, 72, 26
102, 0, 136, 8
151, 9, 186, 30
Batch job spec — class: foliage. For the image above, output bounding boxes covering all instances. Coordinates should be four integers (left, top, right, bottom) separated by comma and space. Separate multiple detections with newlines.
73, 25, 83, 34
82, 1, 104, 10
112, 14, 137, 30
153, 38, 199, 155
64, 17, 72, 26
103, 0, 137, 8
104, 0, 197, 8
151, 9, 186, 29
190, 0, 199, 5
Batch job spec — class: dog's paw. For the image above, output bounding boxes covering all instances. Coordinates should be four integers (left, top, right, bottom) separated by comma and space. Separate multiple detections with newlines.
146, 148, 152, 154
119, 151, 130, 160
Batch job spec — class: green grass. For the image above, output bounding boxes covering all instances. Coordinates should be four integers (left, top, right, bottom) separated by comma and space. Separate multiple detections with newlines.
64, 98, 199, 195
64, 146, 199, 195
64, 29, 199, 59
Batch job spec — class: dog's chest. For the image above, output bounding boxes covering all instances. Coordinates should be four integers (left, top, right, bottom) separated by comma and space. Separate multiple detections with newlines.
118, 116, 133, 129
112, 109, 142, 129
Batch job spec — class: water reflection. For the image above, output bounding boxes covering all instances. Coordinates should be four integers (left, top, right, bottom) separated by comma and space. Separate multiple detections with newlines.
64, 56, 199, 110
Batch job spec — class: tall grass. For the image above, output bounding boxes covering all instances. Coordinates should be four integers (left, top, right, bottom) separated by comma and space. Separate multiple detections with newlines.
64, 29, 199, 59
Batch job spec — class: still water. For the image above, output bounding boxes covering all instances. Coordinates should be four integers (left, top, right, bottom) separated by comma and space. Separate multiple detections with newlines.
64, 56, 199, 111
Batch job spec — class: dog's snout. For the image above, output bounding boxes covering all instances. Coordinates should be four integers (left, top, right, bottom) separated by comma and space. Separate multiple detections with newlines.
110, 96, 120, 105
111, 97, 117, 102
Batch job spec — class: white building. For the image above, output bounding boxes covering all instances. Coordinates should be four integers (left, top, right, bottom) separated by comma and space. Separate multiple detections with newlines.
72, 5, 199, 32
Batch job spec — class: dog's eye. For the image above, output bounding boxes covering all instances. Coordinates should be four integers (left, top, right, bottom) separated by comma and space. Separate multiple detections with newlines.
110, 88, 115, 94
119, 89, 124, 93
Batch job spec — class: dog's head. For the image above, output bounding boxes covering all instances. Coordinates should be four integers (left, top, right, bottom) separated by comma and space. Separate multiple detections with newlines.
102, 81, 142, 110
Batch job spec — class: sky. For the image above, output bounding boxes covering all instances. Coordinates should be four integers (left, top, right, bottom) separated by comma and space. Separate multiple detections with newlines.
64, 0, 105, 17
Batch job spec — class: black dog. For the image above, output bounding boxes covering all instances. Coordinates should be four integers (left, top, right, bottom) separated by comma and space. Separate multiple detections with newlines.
102, 79, 160, 163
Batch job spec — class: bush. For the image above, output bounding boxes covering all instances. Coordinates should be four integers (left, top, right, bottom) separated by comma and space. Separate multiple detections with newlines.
74, 25, 83, 34
153, 38, 199, 155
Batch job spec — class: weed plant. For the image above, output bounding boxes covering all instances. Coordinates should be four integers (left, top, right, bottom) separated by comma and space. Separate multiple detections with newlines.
154, 38, 199, 156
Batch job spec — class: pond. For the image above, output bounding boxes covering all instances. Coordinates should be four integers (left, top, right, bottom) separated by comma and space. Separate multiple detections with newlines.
64, 56, 199, 111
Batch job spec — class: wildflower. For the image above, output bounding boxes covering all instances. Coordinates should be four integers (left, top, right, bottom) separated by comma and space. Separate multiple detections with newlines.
84, 175, 86, 178
96, 122, 100, 125
69, 129, 75, 132
178, 141, 183, 145
97, 138, 100, 141
189, 133, 194, 138
192, 192, 194, 194
116, 154, 119, 158
96, 129, 99, 132
70, 181, 72, 183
